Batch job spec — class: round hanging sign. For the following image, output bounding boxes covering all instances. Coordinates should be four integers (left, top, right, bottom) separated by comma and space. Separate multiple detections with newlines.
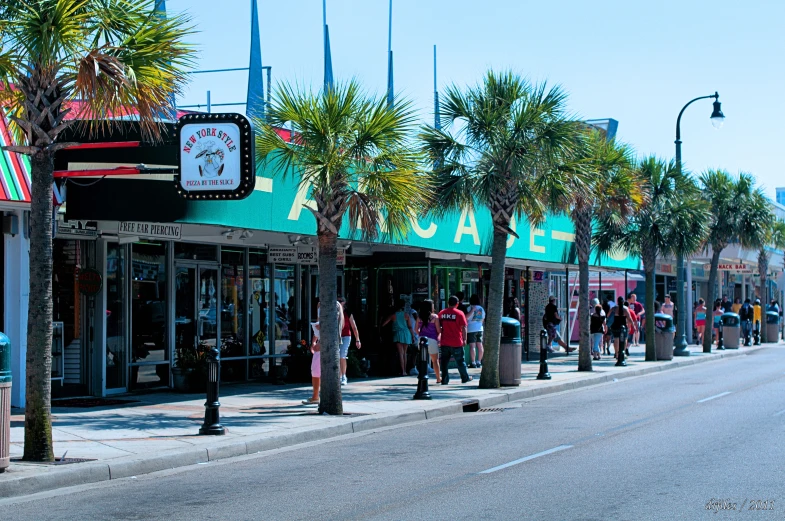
78, 268, 103, 296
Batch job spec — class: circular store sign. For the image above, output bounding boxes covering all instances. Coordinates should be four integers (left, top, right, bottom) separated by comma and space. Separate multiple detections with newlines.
78, 268, 103, 296
175, 113, 255, 200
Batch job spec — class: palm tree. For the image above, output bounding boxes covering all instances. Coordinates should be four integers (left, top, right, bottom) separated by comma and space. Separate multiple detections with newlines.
698, 171, 763, 352
745, 193, 782, 342
662, 178, 710, 348
0, 0, 193, 461
595, 156, 686, 362
559, 129, 641, 371
420, 71, 581, 389
256, 81, 428, 414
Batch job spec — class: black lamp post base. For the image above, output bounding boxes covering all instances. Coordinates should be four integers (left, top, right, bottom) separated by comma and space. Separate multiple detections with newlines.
199, 424, 226, 436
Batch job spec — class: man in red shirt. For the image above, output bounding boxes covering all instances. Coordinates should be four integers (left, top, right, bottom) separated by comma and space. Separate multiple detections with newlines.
437, 296, 473, 385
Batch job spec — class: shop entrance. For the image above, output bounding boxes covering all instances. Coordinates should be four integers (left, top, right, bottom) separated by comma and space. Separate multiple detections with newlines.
174, 263, 220, 367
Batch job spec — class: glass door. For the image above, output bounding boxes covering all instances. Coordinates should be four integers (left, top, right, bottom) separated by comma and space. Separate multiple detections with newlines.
106, 243, 127, 392
174, 264, 219, 367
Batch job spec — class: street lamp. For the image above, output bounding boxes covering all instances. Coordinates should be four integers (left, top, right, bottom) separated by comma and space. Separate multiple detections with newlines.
672, 91, 724, 357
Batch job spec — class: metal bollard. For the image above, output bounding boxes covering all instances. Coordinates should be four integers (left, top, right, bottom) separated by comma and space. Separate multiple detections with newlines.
537, 329, 551, 380
615, 325, 628, 366
199, 347, 225, 435
413, 338, 432, 400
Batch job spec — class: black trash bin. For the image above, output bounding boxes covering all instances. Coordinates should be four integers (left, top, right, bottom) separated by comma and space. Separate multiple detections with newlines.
721, 312, 740, 349
499, 318, 522, 386
766, 311, 779, 344
653, 313, 675, 360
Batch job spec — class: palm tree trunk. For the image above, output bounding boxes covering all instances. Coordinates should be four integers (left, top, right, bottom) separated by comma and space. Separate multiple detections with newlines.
573, 209, 592, 371
317, 231, 343, 415
479, 227, 507, 388
758, 249, 769, 343
643, 248, 657, 362
704, 249, 721, 353
23, 150, 55, 462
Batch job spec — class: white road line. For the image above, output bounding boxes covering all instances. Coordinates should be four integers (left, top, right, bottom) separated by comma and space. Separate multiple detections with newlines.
697, 391, 732, 403
774, 409, 785, 417
480, 445, 573, 474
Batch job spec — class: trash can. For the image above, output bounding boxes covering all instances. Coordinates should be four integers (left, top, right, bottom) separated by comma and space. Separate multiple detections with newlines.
721, 313, 740, 349
499, 318, 522, 386
653, 313, 675, 360
766, 311, 779, 344
0, 333, 10, 473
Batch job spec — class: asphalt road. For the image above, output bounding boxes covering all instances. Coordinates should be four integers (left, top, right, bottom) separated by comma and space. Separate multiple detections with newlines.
4, 347, 785, 521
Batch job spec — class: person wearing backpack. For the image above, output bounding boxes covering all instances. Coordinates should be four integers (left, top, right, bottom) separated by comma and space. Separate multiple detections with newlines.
739, 298, 753, 346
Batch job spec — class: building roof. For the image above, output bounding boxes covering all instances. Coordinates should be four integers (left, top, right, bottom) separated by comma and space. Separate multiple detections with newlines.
0, 111, 31, 203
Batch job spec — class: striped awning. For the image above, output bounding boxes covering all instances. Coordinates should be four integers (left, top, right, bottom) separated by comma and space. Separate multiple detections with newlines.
0, 111, 31, 203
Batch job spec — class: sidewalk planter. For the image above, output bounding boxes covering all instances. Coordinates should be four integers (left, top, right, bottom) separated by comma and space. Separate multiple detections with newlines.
499, 318, 522, 386
654, 313, 675, 360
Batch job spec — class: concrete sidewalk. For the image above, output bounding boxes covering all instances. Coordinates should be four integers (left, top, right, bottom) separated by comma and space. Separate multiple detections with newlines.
1, 342, 778, 498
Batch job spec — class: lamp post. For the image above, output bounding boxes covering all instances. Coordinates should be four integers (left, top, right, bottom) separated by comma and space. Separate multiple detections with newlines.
672, 92, 725, 357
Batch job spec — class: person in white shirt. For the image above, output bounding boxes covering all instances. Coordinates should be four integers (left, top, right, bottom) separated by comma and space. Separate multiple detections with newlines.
466, 294, 486, 368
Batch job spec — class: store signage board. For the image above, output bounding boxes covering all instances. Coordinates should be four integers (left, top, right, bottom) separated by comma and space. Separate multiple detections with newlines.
175, 113, 255, 200
297, 246, 318, 265
269, 247, 296, 264
119, 221, 182, 240
56, 220, 99, 240
78, 268, 103, 296
703, 263, 755, 274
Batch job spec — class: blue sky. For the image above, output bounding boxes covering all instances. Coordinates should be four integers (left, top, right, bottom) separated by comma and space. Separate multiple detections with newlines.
170, 0, 785, 199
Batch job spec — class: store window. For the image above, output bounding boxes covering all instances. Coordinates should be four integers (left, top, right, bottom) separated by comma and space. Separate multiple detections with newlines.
130, 240, 169, 389
274, 265, 296, 354
175, 243, 218, 261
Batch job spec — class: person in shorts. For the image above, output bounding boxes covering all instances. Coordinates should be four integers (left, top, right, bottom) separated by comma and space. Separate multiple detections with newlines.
338, 298, 361, 386
303, 321, 321, 405
437, 296, 473, 384
418, 300, 442, 383
543, 296, 575, 353
466, 294, 485, 368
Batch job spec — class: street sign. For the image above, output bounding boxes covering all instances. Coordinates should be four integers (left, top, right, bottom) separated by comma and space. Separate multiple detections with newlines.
175, 113, 255, 200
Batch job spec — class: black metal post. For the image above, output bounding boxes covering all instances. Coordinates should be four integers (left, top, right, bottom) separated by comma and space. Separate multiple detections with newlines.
537, 329, 551, 380
615, 325, 628, 366
199, 347, 225, 435
413, 338, 432, 400
675, 92, 722, 356
524, 267, 530, 361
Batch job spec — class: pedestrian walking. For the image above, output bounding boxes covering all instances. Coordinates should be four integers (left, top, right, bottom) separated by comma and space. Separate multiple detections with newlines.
302, 321, 322, 405
739, 298, 753, 345
731, 297, 742, 314
542, 296, 575, 353
712, 302, 723, 346
661, 294, 675, 318
337, 297, 361, 386
381, 299, 417, 376
602, 299, 613, 355
437, 296, 473, 384
753, 298, 762, 343
628, 293, 644, 346
694, 298, 707, 346
418, 300, 442, 384
609, 296, 633, 361
466, 294, 485, 368
721, 295, 733, 313
590, 304, 606, 360
506, 297, 522, 322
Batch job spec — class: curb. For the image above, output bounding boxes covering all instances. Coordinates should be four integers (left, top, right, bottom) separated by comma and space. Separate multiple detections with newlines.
0, 344, 769, 499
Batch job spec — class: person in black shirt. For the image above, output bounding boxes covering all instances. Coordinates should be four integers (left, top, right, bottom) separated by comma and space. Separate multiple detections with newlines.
542, 296, 575, 353
590, 304, 606, 360
721, 296, 733, 313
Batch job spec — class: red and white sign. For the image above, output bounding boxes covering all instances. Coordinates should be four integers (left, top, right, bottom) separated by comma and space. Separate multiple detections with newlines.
704, 263, 755, 274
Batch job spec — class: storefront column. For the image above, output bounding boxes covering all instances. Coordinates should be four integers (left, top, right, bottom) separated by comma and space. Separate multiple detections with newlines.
4, 213, 29, 407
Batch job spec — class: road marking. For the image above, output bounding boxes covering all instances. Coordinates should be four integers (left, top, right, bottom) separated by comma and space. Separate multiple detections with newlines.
697, 391, 732, 403
774, 408, 785, 417
480, 445, 573, 474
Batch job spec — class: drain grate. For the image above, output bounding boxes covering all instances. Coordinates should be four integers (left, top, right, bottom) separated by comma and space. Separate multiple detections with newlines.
11, 457, 96, 466
477, 408, 505, 413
